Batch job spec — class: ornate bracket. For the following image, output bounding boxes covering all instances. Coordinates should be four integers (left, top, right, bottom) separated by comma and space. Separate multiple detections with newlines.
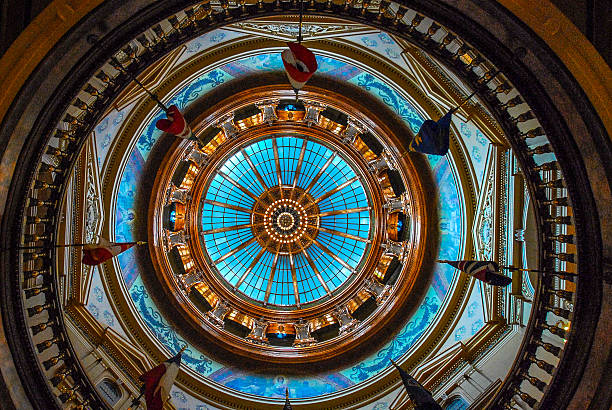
364, 278, 391, 304
185, 143, 208, 168
246, 318, 270, 345
381, 239, 404, 258
336, 305, 358, 335
165, 182, 192, 205
207, 300, 229, 328
293, 321, 316, 347
163, 229, 190, 251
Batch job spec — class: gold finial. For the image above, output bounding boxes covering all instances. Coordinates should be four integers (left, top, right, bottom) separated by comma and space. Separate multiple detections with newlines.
137, 241, 147, 246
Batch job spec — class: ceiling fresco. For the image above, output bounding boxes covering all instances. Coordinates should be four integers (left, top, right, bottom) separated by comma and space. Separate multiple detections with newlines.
106, 51, 464, 399
63, 15, 529, 406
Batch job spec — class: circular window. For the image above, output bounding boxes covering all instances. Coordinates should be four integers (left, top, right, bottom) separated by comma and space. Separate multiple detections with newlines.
199, 136, 372, 308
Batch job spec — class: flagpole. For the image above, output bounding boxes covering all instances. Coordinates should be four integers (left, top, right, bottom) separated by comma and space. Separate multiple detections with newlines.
500, 265, 544, 273
500, 265, 577, 275
83, 326, 109, 359
439, 259, 530, 271
112, 58, 169, 113
298, 0, 304, 44
14, 241, 146, 250
439, 260, 574, 276
129, 75, 169, 113
388, 359, 408, 410
451, 69, 502, 113
293, 0, 305, 102
128, 390, 145, 410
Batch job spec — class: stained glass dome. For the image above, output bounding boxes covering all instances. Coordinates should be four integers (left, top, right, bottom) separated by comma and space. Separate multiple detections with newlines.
147, 89, 428, 369
200, 136, 372, 308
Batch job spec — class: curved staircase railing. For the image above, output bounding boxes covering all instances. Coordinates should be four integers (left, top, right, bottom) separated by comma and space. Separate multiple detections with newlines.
1, 1, 600, 408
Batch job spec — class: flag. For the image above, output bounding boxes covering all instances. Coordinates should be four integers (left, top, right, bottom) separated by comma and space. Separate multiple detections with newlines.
409, 110, 454, 155
441, 260, 512, 287
391, 360, 442, 410
82, 237, 136, 266
155, 105, 194, 140
283, 388, 293, 410
139, 349, 184, 410
281, 42, 318, 91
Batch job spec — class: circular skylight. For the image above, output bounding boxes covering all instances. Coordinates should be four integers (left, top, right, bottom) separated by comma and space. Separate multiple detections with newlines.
200, 136, 373, 308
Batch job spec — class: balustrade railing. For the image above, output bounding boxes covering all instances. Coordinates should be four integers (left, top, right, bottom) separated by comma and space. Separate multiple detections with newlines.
14, 1, 580, 408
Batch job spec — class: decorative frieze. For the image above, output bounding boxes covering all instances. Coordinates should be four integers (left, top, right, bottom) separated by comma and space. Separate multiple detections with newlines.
231, 22, 361, 41
84, 165, 100, 243
514, 228, 525, 242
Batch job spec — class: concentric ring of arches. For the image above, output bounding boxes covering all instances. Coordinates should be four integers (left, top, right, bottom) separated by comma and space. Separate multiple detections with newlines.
151, 88, 420, 359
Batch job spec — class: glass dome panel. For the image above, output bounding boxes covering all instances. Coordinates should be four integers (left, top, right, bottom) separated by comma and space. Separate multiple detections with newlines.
200, 136, 372, 307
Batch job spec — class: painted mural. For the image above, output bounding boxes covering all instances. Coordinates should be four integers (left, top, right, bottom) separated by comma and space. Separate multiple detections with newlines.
85, 266, 129, 339
94, 102, 135, 170
455, 119, 491, 189
112, 50, 467, 399
170, 385, 217, 410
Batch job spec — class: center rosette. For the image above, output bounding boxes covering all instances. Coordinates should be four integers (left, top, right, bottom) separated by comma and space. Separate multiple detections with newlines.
199, 135, 373, 307
253, 188, 319, 254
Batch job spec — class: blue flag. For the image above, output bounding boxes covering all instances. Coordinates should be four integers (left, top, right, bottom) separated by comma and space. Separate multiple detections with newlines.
391, 360, 442, 409
409, 110, 454, 155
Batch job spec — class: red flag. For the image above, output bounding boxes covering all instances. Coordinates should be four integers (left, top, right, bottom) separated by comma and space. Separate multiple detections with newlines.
441, 260, 512, 287
139, 350, 183, 410
82, 237, 135, 266
281, 42, 318, 91
155, 105, 193, 139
